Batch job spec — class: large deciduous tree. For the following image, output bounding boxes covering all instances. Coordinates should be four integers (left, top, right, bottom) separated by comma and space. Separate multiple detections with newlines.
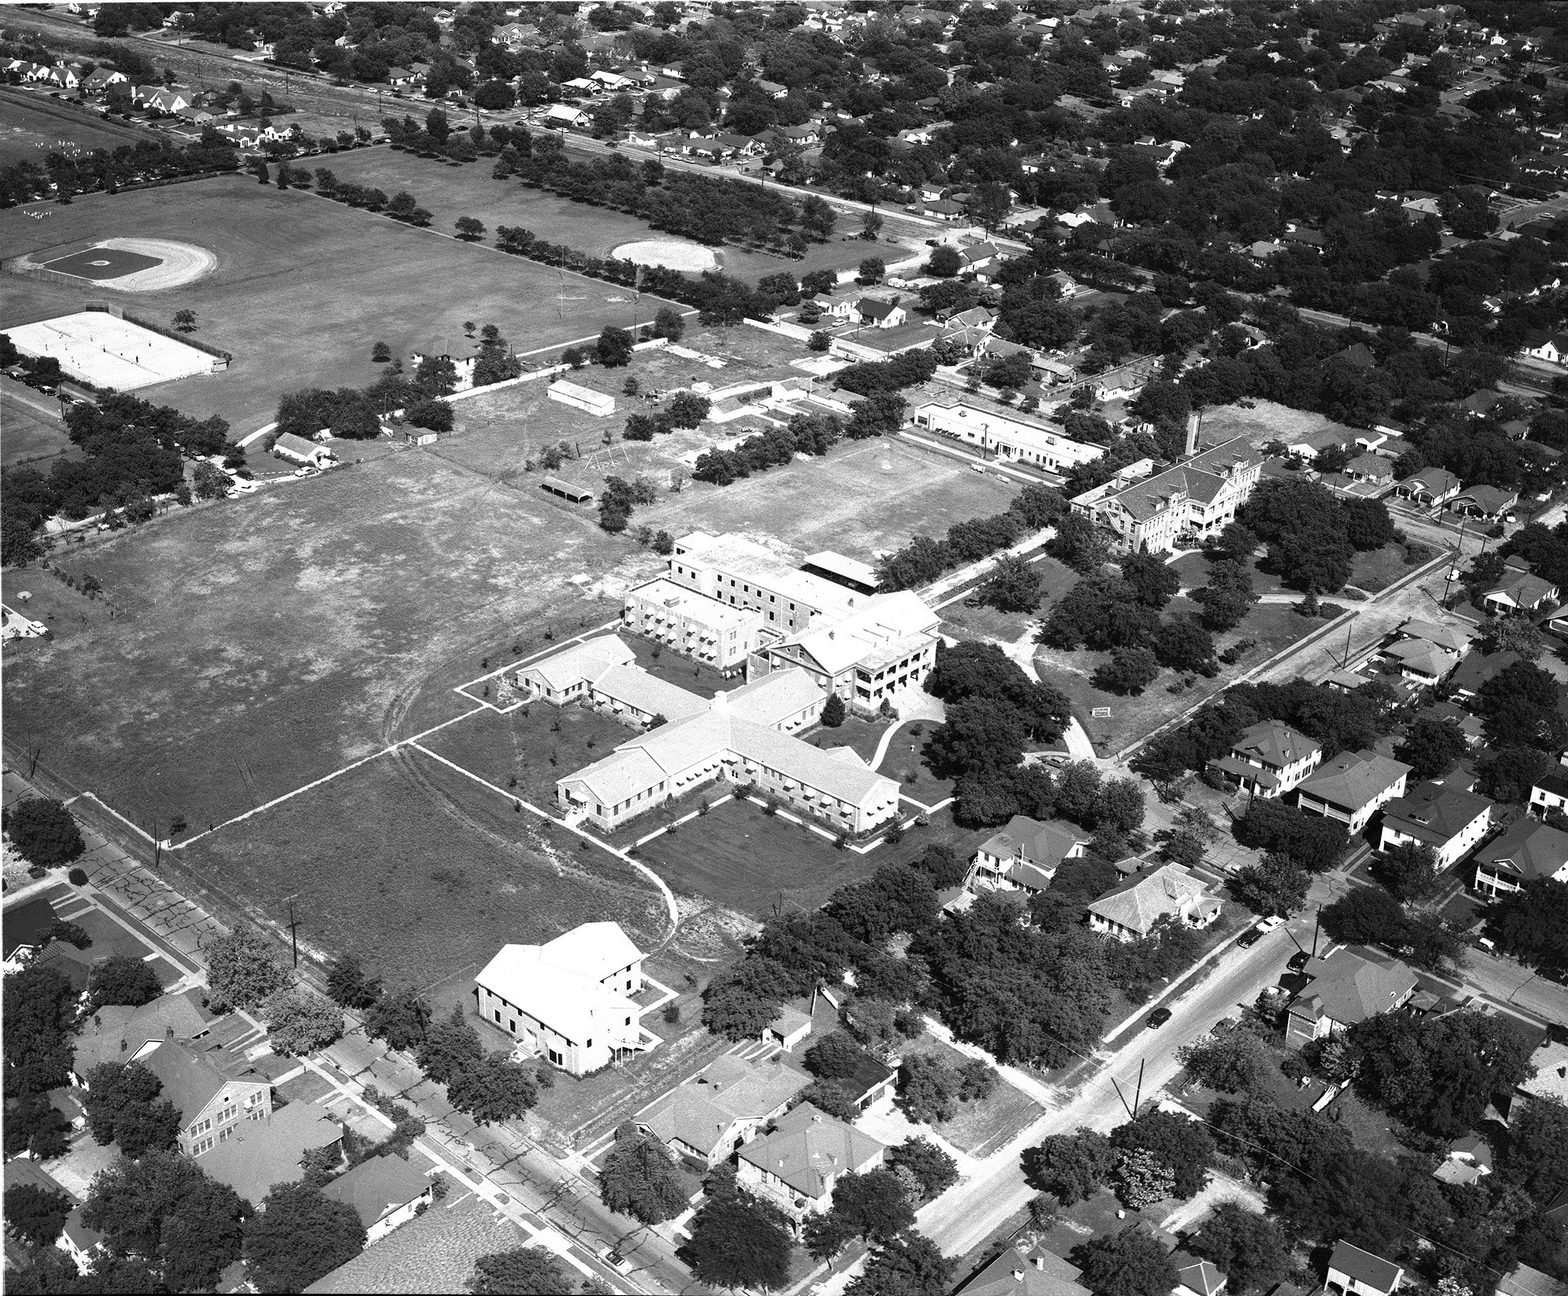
82, 1152, 248, 1293
83, 1062, 181, 1156
447, 1053, 538, 1124
598, 1127, 688, 1225
1072, 1226, 1179, 1296
4, 798, 85, 867
1482, 877, 1568, 972
846, 1230, 952, 1296
243, 1182, 365, 1293
262, 988, 344, 1057
469, 1247, 575, 1294
4, 1183, 73, 1248
1190, 1202, 1290, 1294
680, 1188, 794, 1291
206, 927, 290, 1012
1021, 1128, 1115, 1205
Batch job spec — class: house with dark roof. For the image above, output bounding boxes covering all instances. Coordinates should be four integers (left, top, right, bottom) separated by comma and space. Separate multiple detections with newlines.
1209, 720, 1322, 798
854, 298, 907, 329
635, 1054, 808, 1166
1449, 485, 1519, 520
199, 1100, 342, 1206
3, 896, 57, 965
1495, 1263, 1568, 1296
1450, 650, 1522, 703
1395, 468, 1461, 507
1377, 636, 1460, 686
1522, 331, 1568, 366
305, 1194, 528, 1294
71, 988, 221, 1084
1483, 569, 1559, 615
736, 1101, 885, 1219
1174, 1251, 1228, 1296
968, 815, 1089, 893
1295, 751, 1411, 833
1376, 780, 1495, 868
955, 1239, 1092, 1296
138, 1041, 273, 1157
1529, 773, 1568, 820
1285, 949, 1418, 1048
1473, 820, 1568, 898
323, 1153, 435, 1244
1087, 864, 1220, 942
1326, 1240, 1405, 1296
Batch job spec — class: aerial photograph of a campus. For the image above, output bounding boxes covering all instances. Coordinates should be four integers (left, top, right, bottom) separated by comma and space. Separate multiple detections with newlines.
3, 1, 1568, 1293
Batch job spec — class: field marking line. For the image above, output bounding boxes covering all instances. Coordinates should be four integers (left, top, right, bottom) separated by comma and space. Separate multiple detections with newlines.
73, 792, 158, 844
165, 704, 490, 850
404, 741, 680, 947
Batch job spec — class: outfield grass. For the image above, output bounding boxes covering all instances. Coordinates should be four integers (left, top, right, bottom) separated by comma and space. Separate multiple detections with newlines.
0, 89, 162, 168
179, 746, 670, 989
0, 173, 684, 434
320, 146, 906, 284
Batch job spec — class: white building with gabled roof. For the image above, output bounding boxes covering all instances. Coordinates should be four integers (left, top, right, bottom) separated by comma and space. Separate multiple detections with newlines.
474, 921, 650, 1076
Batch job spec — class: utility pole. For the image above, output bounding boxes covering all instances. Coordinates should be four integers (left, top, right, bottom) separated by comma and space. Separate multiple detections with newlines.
283, 894, 300, 967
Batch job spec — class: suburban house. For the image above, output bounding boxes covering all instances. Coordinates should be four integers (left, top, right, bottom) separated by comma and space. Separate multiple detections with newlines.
735, 1102, 885, 1221
1208, 719, 1323, 798
1433, 1134, 1493, 1186
1450, 485, 1519, 520
3, 897, 58, 967
1529, 772, 1568, 819
1294, 751, 1411, 833
473, 921, 652, 1076
139, 1042, 273, 1157
1325, 1240, 1405, 1296
1069, 438, 1263, 555
1395, 468, 1461, 508
1285, 949, 1418, 1048
1376, 781, 1495, 869
198, 1100, 343, 1206
967, 815, 1089, 893
1174, 1252, 1228, 1296
272, 432, 335, 469
71, 988, 219, 1083
636, 1054, 809, 1166
1450, 650, 1523, 704
1473, 820, 1568, 898
1086, 864, 1220, 942
909, 393, 1106, 475
854, 298, 907, 329
1378, 636, 1460, 686
1482, 566, 1559, 615
543, 103, 590, 129
1521, 331, 1568, 365
322, 1154, 436, 1245
954, 1240, 1092, 1296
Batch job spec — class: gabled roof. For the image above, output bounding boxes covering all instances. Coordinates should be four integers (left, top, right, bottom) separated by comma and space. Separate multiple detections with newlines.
74, 988, 219, 1074
520, 635, 636, 692
322, 1153, 433, 1229
1485, 572, 1557, 606
857, 298, 900, 320
639, 1055, 808, 1157
1293, 950, 1417, 1029
590, 663, 708, 722
304, 1194, 527, 1293
1452, 485, 1518, 513
977, 815, 1086, 869
1230, 719, 1319, 768
1398, 468, 1460, 495
274, 432, 323, 458
1398, 618, 1470, 653
1087, 864, 1215, 937
3, 897, 57, 959
474, 923, 643, 1052
1328, 1241, 1404, 1294
737, 1101, 884, 1199
725, 669, 826, 727
958, 1242, 1092, 1296
1476, 820, 1568, 880
139, 1040, 256, 1121
1380, 781, 1493, 845
1296, 750, 1410, 812
1450, 650, 1521, 696
1380, 638, 1458, 678
199, 1101, 342, 1205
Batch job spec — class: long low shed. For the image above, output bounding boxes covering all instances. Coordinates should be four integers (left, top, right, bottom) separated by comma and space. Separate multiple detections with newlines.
540, 476, 594, 503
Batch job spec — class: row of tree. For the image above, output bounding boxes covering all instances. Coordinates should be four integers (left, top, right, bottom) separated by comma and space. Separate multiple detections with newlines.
875, 482, 1068, 591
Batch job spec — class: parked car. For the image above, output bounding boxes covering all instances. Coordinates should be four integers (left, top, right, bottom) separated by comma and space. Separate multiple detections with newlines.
1146, 1006, 1172, 1028
1237, 928, 1264, 949
1286, 950, 1312, 972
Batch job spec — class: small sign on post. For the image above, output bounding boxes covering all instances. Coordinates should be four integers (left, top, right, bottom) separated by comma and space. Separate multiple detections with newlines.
1091, 706, 1112, 719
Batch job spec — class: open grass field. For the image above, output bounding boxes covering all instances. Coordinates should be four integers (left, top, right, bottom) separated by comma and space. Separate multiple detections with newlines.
0, 89, 162, 168
1196, 398, 1360, 451
0, 173, 684, 435
180, 746, 670, 988
0, 386, 78, 469
321, 146, 906, 284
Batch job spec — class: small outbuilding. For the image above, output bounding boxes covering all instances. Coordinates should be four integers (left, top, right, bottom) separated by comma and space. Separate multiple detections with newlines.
540, 476, 594, 504
548, 379, 615, 418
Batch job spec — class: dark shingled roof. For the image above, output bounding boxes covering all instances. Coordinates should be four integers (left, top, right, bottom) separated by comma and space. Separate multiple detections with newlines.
305, 1194, 527, 1294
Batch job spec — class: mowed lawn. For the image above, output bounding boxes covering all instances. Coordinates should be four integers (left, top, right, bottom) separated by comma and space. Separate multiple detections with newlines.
0, 172, 684, 435
1, 448, 642, 827
321, 146, 905, 282
0, 89, 163, 167
0, 388, 78, 469
180, 746, 670, 989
